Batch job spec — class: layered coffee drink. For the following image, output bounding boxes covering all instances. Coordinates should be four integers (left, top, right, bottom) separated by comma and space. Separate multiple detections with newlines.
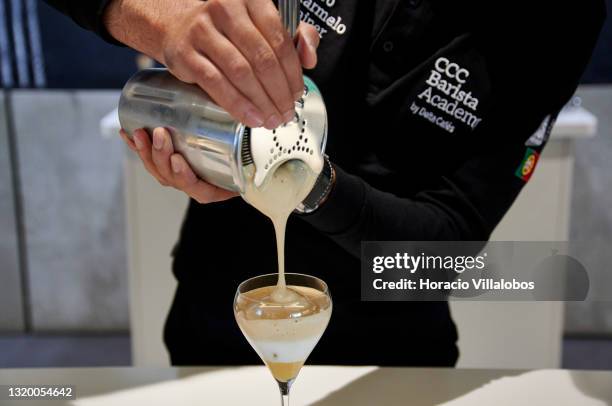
235, 285, 332, 382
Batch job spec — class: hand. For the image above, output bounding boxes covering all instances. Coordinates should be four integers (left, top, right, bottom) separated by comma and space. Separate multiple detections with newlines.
105, 0, 320, 129
120, 127, 239, 204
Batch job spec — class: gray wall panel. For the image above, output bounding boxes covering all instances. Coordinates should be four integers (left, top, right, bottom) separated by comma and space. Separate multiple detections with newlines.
0, 91, 25, 331
12, 91, 128, 331
567, 85, 612, 336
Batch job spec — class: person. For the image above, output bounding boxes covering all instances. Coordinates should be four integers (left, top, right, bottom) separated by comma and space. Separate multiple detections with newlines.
45, 0, 605, 366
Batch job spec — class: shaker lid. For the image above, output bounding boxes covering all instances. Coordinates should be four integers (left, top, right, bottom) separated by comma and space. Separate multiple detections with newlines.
249, 76, 327, 187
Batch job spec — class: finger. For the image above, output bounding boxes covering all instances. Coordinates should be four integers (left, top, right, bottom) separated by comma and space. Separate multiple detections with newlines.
151, 127, 176, 182
120, 129, 138, 152
296, 23, 320, 69
193, 20, 284, 129
169, 153, 238, 203
185, 51, 268, 129
133, 129, 169, 186
243, 0, 304, 108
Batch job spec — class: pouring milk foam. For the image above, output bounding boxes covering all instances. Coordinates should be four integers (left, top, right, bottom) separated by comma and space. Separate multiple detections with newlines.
241, 140, 322, 305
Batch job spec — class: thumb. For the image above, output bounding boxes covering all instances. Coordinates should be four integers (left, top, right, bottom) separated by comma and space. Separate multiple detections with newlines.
296, 23, 320, 69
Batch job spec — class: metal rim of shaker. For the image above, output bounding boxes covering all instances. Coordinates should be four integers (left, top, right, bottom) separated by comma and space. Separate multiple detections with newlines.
232, 122, 247, 193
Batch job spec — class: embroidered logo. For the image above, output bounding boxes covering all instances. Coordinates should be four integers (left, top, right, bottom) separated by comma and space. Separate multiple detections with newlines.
411, 57, 483, 135
515, 148, 540, 182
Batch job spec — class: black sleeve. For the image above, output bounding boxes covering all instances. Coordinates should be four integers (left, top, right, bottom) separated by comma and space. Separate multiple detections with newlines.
302, 1, 606, 258
42, 0, 119, 43
304, 127, 547, 257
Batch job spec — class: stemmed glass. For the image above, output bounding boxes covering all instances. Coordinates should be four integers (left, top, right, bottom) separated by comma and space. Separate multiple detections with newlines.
234, 273, 332, 406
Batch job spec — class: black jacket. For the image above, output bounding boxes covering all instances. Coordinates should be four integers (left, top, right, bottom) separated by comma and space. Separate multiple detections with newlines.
45, 0, 606, 366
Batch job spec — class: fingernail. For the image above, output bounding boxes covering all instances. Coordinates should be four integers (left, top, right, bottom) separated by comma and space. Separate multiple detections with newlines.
283, 110, 295, 123
152, 130, 164, 150
265, 114, 282, 129
134, 133, 144, 150
244, 109, 264, 128
170, 155, 182, 173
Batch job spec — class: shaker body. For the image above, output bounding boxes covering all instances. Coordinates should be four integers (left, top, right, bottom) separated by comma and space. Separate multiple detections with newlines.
118, 69, 247, 193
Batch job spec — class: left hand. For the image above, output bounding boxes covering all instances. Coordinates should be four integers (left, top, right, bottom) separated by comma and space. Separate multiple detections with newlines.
120, 127, 239, 204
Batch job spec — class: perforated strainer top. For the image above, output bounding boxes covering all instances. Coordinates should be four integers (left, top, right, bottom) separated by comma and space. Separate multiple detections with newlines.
247, 76, 327, 187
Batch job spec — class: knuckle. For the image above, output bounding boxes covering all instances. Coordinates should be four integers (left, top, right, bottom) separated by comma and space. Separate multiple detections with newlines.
164, 45, 190, 72
227, 59, 251, 82
206, 0, 230, 21
268, 30, 288, 53
197, 65, 221, 86
178, 36, 193, 54
192, 15, 210, 36
163, 49, 179, 70
253, 49, 277, 74
261, 10, 282, 30
205, 0, 221, 13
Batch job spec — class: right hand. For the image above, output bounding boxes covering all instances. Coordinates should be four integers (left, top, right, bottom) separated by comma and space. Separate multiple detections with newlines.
161, 0, 319, 129
106, 0, 320, 129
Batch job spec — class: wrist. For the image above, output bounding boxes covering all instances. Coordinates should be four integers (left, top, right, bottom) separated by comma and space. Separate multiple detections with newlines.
295, 155, 336, 215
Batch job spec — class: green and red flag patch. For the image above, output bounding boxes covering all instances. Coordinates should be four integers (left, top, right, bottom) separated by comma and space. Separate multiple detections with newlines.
515, 148, 540, 182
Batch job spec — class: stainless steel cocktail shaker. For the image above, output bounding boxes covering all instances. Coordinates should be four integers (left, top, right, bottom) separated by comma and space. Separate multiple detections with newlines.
118, 70, 327, 193
118, 0, 327, 193
119, 69, 249, 192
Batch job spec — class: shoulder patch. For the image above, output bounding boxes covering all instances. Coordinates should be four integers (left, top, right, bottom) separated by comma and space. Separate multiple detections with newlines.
515, 148, 540, 182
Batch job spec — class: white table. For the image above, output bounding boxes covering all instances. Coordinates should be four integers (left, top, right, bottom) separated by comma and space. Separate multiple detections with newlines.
2, 366, 611, 405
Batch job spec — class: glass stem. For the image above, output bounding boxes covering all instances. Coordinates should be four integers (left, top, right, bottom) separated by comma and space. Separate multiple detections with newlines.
278, 380, 292, 406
